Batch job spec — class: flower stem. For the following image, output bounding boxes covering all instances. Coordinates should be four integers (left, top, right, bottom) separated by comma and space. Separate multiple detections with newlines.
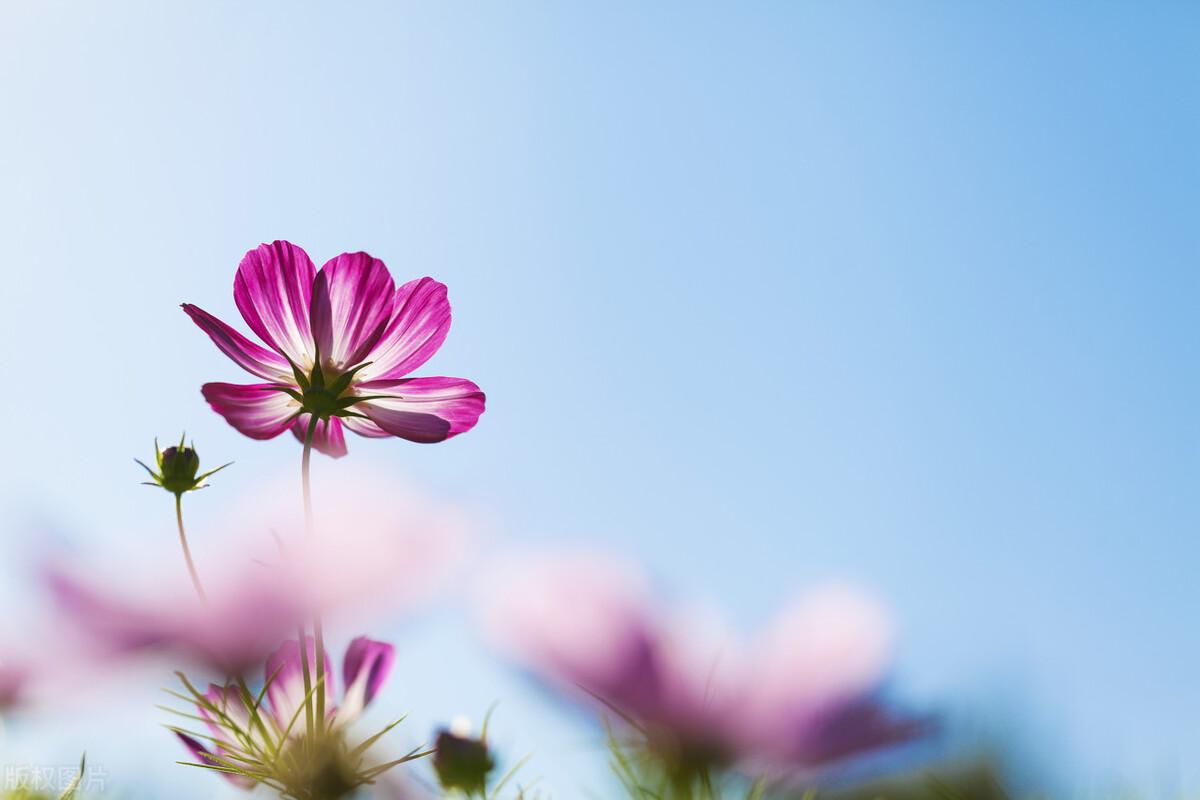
299, 415, 328, 741
174, 494, 207, 603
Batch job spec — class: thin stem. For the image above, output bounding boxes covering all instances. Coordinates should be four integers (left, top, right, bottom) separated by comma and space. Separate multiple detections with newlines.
175, 494, 207, 603
302, 415, 317, 537
299, 414, 328, 741
297, 623, 315, 746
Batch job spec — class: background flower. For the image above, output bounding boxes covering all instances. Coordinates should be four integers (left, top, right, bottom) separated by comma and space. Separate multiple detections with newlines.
483, 548, 921, 777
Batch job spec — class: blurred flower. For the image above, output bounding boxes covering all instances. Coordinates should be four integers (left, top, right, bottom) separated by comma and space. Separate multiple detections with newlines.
432, 725, 495, 797
45, 468, 468, 673
175, 635, 419, 797
0, 659, 25, 711
183, 240, 485, 456
135, 433, 230, 496
45, 561, 305, 674
483, 549, 922, 780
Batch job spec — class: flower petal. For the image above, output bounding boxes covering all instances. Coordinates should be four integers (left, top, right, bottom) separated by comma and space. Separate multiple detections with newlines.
175, 732, 255, 788
234, 240, 317, 365
356, 377, 485, 443
341, 414, 392, 439
338, 636, 395, 723
202, 383, 299, 440
265, 636, 336, 734
182, 303, 291, 381
359, 277, 451, 380
290, 414, 348, 458
310, 253, 396, 370
198, 684, 253, 747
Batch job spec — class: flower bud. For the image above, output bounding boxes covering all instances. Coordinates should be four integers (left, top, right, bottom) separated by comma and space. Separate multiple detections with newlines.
136, 434, 230, 496
433, 728, 495, 796
159, 445, 201, 490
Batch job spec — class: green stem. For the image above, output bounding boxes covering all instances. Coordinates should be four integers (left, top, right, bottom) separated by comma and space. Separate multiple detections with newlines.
174, 494, 207, 603
299, 415, 328, 741
297, 620, 315, 748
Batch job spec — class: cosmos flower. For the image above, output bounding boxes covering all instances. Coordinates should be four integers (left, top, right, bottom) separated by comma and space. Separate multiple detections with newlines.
176, 636, 397, 791
45, 562, 306, 674
45, 468, 466, 674
0, 659, 25, 711
483, 549, 922, 778
184, 240, 485, 457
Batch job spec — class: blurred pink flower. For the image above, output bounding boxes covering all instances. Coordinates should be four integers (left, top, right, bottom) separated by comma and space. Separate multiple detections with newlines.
178, 635, 395, 787
45, 561, 305, 674
46, 469, 468, 673
184, 240, 485, 457
0, 659, 26, 710
483, 549, 921, 775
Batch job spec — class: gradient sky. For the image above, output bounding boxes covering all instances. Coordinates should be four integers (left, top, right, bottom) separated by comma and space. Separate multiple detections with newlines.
0, 2, 1197, 798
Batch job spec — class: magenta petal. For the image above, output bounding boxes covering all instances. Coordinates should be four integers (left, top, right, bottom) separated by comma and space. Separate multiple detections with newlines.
175, 732, 254, 788
199, 684, 252, 742
202, 383, 299, 440
357, 377, 485, 443
341, 414, 392, 439
290, 414, 349, 458
310, 253, 396, 370
182, 303, 291, 381
340, 636, 395, 720
234, 240, 317, 365
265, 636, 336, 734
359, 277, 451, 381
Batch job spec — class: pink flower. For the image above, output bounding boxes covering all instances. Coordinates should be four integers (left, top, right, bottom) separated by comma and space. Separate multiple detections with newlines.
179, 636, 395, 787
45, 469, 466, 675
184, 240, 485, 457
46, 562, 307, 674
484, 550, 922, 776
0, 659, 26, 711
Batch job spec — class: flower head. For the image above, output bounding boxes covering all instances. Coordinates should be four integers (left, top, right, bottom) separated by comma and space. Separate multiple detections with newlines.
484, 550, 923, 780
184, 240, 486, 457
135, 433, 230, 495
174, 636, 405, 795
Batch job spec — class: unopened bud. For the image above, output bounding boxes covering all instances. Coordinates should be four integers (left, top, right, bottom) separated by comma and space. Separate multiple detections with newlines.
136, 434, 230, 496
433, 728, 495, 796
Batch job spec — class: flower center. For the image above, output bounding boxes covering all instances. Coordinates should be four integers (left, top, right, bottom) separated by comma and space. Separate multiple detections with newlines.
280, 355, 378, 421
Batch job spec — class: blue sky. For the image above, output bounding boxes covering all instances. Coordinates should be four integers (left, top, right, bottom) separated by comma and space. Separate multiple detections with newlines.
0, 2, 1197, 797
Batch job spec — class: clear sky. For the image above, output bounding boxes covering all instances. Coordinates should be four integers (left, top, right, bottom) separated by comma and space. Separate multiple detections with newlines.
0, 2, 1197, 798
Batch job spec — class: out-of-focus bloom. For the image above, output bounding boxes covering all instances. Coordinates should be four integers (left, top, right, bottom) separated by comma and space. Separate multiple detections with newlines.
0, 659, 25, 711
432, 719, 496, 797
46, 468, 468, 673
46, 563, 305, 674
135, 434, 230, 496
483, 550, 922, 778
183, 240, 485, 457
176, 636, 408, 796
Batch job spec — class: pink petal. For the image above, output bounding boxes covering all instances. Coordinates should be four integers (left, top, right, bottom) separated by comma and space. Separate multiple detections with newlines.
341, 414, 392, 439
265, 636, 336, 734
356, 377, 485, 443
198, 683, 253, 744
359, 277, 451, 381
290, 414, 348, 458
233, 241, 317, 366
201, 382, 299, 440
483, 550, 660, 715
339, 637, 395, 722
310, 253, 396, 370
175, 732, 255, 788
182, 303, 290, 381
